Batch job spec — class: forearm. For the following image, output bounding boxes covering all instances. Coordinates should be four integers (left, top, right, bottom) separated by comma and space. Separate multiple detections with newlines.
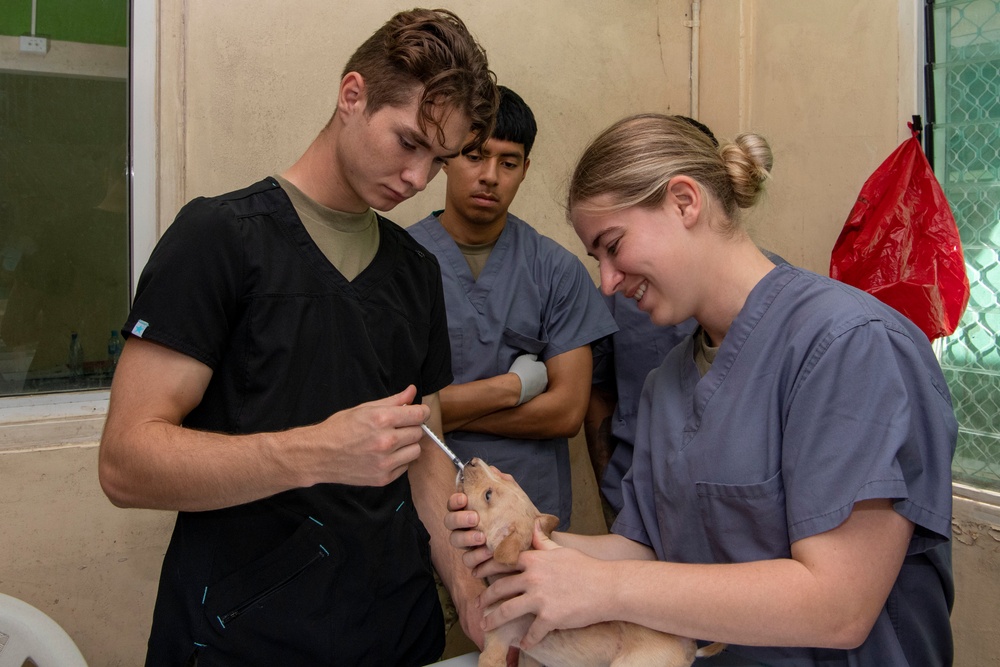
609, 502, 912, 649
409, 403, 487, 647
551, 531, 653, 560
583, 386, 616, 483
416, 482, 487, 648
100, 338, 431, 512
460, 347, 593, 439
99, 417, 301, 511
98, 339, 299, 511
611, 558, 853, 647
439, 375, 521, 433
411, 445, 482, 592
410, 424, 466, 581
460, 387, 585, 439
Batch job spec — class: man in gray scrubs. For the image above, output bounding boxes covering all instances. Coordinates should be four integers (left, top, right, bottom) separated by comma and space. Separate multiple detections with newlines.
408, 86, 617, 529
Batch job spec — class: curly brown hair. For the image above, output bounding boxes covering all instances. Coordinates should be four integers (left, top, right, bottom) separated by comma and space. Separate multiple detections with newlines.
343, 8, 499, 150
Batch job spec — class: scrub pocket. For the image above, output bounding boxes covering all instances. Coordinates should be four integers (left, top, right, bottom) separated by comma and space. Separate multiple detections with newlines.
501, 326, 547, 358
202, 518, 334, 634
695, 470, 790, 562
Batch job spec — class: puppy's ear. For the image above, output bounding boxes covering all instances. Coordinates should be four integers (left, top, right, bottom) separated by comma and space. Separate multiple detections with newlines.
493, 526, 527, 566
537, 514, 559, 537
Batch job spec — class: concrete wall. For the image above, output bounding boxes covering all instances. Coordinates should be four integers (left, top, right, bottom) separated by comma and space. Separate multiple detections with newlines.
697, 0, 912, 273
1, 2, 997, 665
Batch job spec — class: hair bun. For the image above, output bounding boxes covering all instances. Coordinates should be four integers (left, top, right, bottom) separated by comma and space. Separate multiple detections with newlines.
719, 133, 773, 209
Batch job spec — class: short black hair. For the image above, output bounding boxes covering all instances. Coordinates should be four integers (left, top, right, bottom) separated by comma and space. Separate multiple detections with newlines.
676, 115, 719, 147
491, 86, 538, 159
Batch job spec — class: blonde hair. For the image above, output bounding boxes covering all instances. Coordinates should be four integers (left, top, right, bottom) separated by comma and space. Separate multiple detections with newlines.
568, 114, 773, 231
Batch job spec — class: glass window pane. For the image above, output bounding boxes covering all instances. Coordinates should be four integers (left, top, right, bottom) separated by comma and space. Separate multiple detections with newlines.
930, 0, 1000, 491
0, 7, 128, 396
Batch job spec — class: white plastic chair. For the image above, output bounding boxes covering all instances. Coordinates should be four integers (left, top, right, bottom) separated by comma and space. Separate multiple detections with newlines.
0, 593, 88, 667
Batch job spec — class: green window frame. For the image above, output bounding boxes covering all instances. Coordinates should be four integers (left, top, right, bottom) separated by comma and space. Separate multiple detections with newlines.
927, 0, 1000, 492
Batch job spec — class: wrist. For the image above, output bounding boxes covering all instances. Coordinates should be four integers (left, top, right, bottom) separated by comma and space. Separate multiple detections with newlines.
606, 559, 628, 623
450, 574, 487, 609
502, 372, 524, 408
267, 426, 314, 489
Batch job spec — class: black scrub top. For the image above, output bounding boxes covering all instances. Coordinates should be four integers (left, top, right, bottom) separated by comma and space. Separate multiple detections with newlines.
125, 178, 453, 666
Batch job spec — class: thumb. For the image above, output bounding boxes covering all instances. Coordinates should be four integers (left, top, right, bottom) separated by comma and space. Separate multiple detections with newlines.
531, 519, 560, 551
519, 615, 553, 651
371, 384, 418, 407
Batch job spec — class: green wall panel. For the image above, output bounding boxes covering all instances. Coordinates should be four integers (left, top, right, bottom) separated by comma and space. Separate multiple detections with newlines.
0, 0, 126, 47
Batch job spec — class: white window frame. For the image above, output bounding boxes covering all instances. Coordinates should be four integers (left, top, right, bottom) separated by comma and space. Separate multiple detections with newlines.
0, 0, 155, 452
900, 0, 926, 143
131, 0, 157, 295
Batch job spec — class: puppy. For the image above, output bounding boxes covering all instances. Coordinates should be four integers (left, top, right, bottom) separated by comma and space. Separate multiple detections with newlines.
458, 458, 723, 667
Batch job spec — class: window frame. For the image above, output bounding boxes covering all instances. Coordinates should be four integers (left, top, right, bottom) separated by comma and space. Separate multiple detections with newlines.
0, 0, 154, 451
924, 0, 1000, 503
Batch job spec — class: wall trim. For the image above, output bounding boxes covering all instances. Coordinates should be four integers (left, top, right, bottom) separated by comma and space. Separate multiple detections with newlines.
0, 36, 126, 79
954, 483, 1000, 511
0, 392, 107, 451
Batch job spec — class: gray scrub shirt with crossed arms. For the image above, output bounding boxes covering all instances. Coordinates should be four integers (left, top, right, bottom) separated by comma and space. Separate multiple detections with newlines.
409, 212, 618, 528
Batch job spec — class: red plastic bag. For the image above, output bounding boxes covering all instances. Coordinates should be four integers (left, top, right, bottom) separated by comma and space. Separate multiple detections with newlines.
830, 123, 970, 341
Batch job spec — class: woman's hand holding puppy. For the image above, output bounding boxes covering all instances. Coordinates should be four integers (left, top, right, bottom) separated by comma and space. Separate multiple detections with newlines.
477, 521, 614, 649
446, 492, 623, 649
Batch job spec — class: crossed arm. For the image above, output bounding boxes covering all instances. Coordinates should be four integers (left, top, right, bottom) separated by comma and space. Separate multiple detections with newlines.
438, 346, 593, 438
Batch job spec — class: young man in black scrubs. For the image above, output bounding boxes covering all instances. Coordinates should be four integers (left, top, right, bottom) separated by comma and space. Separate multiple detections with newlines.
98, 9, 498, 666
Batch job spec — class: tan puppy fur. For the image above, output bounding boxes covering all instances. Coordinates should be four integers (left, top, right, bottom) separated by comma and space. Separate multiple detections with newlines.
458, 458, 723, 667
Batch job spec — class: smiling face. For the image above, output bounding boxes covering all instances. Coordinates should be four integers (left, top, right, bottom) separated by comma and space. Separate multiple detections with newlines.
572, 192, 700, 328
336, 77, 470, 213
439, 137, 529, 241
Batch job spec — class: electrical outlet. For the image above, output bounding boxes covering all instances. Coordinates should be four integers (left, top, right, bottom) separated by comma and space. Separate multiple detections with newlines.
19, 35, 50, 55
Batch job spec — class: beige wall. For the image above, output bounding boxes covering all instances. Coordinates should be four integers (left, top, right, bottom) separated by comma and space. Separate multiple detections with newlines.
1, 2, 998, 666
698, 0, 911, 273
156, 0, 692, 259
0, 446, 172, 664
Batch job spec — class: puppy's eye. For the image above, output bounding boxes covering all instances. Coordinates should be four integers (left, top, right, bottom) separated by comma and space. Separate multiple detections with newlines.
485, 489, 492, 503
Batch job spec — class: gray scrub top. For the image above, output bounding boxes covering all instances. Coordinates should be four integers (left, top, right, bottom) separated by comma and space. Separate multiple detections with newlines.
409, 212, 618, 528
591, 292, 697, 513
594, 250, 786, 514
615, 264, 956, 666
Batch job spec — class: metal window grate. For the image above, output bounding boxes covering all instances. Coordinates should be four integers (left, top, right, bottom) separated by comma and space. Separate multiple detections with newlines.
930, 0, 1000, 491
